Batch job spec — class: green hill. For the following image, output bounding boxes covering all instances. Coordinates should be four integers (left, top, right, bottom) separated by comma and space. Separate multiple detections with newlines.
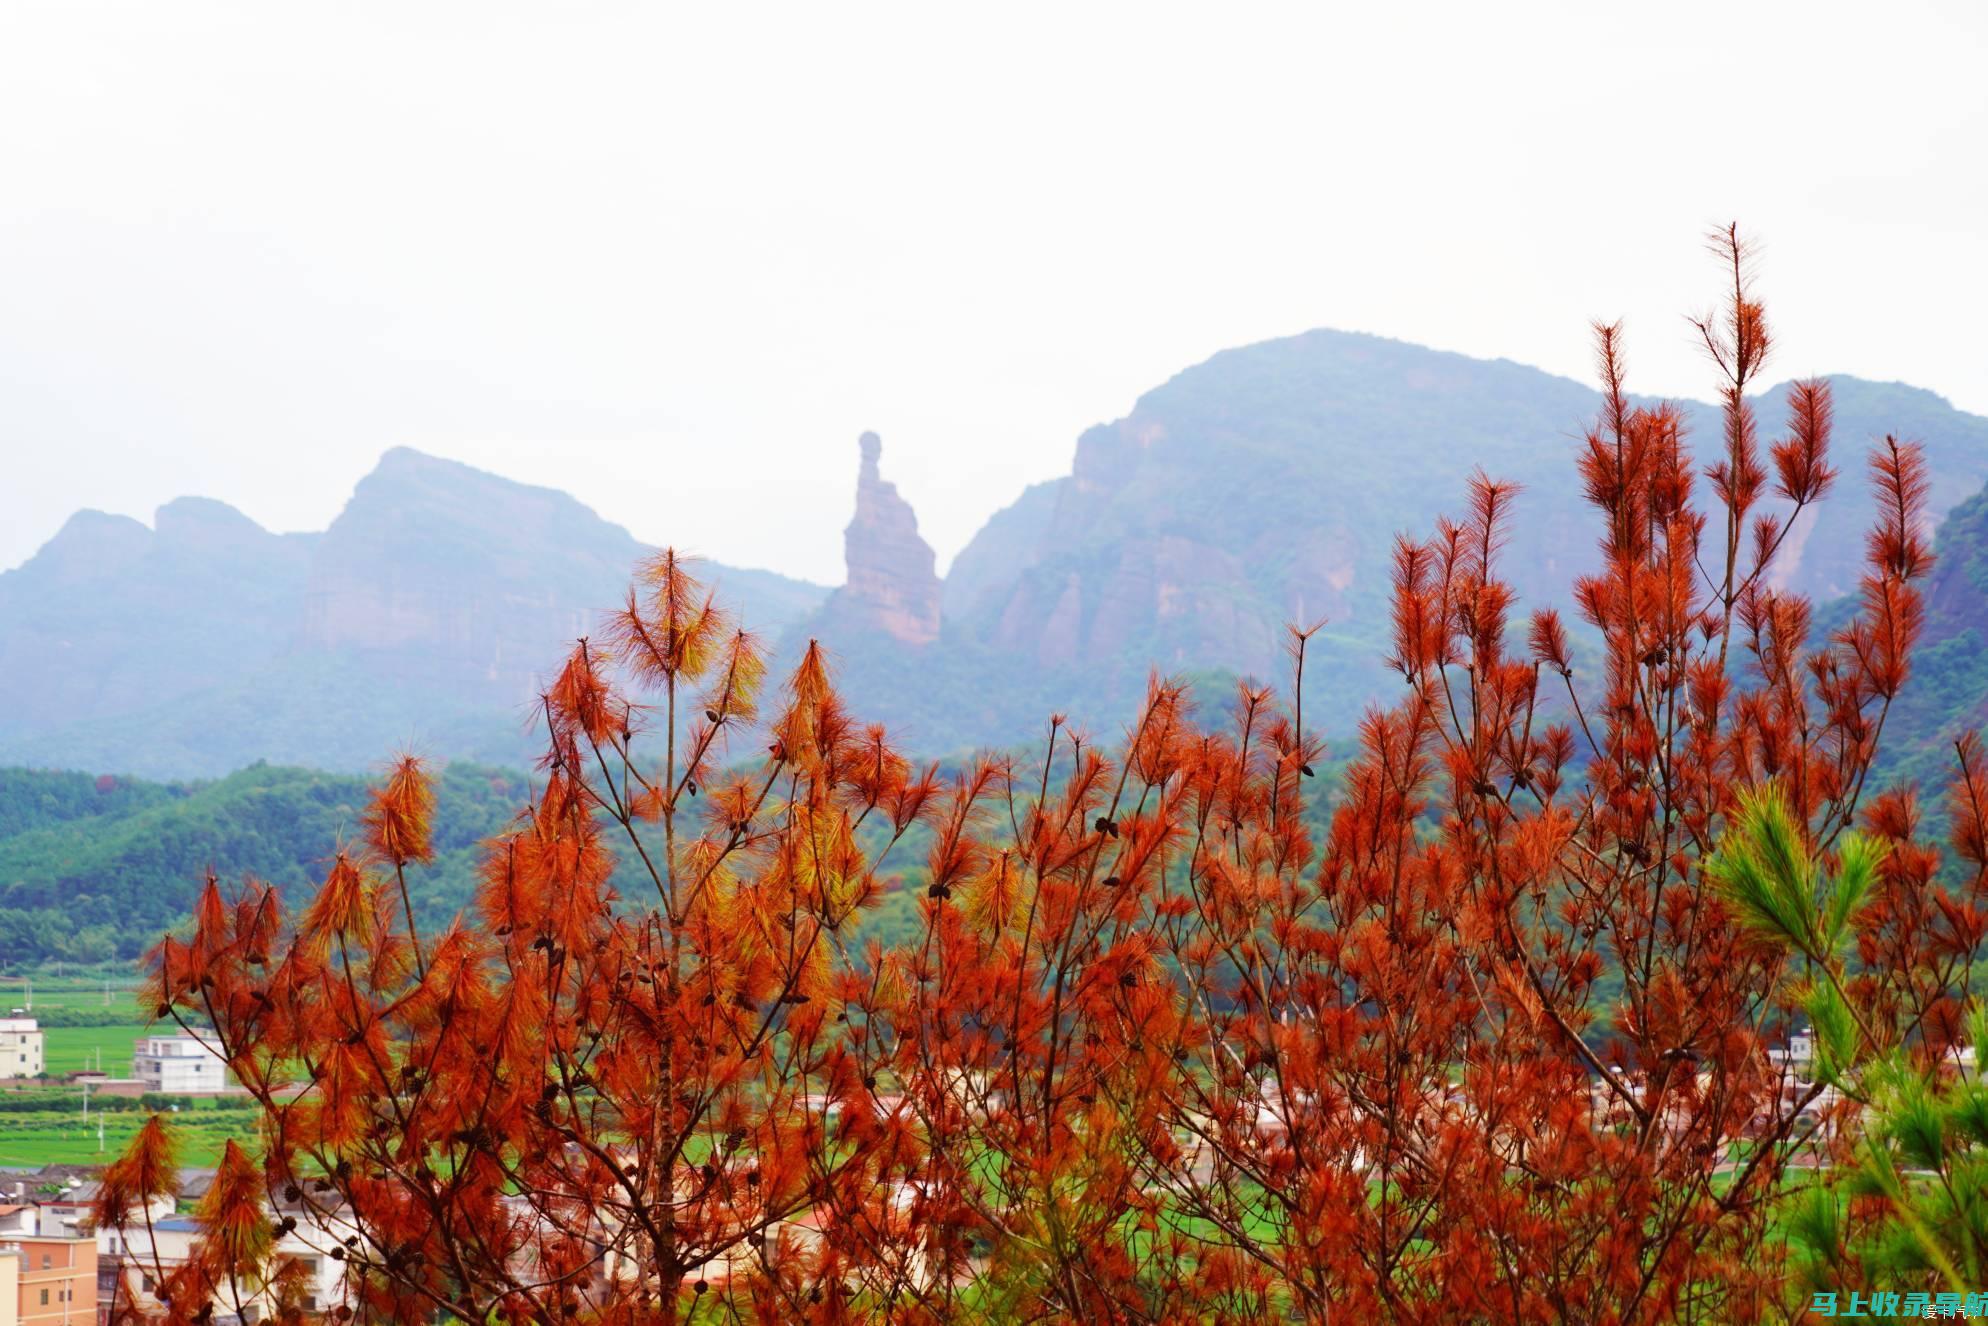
0, 762, 526, 967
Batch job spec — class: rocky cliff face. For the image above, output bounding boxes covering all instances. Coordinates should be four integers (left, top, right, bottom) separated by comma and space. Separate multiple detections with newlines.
939, 334, 1988, 741
302, 447, 645, 691
815, 432, 942, 647
942, 331, 1607, 722
1733, 379, 1988, 603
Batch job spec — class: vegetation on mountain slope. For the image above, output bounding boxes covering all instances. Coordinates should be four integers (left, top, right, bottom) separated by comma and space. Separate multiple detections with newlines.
0, 763, 523, 966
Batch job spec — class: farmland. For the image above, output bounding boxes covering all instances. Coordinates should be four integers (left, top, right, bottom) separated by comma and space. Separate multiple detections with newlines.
0, 978, 258, 1168
0, 1089, 256, 1169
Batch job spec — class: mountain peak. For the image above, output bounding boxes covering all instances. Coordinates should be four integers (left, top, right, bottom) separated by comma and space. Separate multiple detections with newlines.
13, 509, 155, 584
375, 444, 452, 471
809, 433, 942, 648
362, 445, 529, 493
154, 496, 269, 543
49, 507, 151, 544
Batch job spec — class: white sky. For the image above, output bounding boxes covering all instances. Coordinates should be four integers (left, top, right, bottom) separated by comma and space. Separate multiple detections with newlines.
3, 3, 1984, 583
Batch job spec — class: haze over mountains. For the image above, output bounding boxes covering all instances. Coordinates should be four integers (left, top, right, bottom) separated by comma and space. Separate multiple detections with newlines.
0, 449, 827, 776
7, 329, 1988, 779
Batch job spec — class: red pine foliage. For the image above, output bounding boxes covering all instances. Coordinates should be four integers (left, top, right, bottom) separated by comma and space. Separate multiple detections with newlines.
105, 233, 1972, 1324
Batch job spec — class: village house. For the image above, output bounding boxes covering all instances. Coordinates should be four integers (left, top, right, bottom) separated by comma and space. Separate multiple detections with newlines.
0, 1237, 94, 1326
0, 1019, 43, 1081
130, 1034, 228, 1094
34, 1182, 174, 1241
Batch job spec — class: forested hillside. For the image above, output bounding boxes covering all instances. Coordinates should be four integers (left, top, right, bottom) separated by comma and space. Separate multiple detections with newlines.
0, 662, 1345, 971
0, 758, 968, 970
0, 763, 525, 965
1864, 476, 1988, 791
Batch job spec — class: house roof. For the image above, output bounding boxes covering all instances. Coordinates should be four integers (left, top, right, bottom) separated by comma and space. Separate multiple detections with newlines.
40, 1181, 100, 1205
32, 1164, 98, 1181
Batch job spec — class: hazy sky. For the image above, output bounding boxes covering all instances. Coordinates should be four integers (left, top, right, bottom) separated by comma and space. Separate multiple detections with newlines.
3, 3, 1984, 584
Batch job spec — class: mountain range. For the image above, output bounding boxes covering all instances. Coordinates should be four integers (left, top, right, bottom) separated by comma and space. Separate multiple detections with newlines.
0, 449, 826, 776
6, 330, 1988, 779
771, 336, 1988, 769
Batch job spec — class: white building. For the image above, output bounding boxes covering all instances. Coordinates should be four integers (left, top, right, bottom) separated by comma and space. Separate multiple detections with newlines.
36, 1182, 174, 1241
0, 1203, 37, 1237
0, 1016, 43, 1080
131, 1034, 227, 1093
102, 1213, 350, 1319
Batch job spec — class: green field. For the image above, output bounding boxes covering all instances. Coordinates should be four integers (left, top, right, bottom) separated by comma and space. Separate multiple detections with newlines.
0, 980, 149, 1015
41, 1023, 153, 1076
0, 1091, 254, 1169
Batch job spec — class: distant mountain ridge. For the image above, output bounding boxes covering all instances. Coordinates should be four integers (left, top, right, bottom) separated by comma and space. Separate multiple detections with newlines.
7, 330, 1988, 777
0, 448, 827, 777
